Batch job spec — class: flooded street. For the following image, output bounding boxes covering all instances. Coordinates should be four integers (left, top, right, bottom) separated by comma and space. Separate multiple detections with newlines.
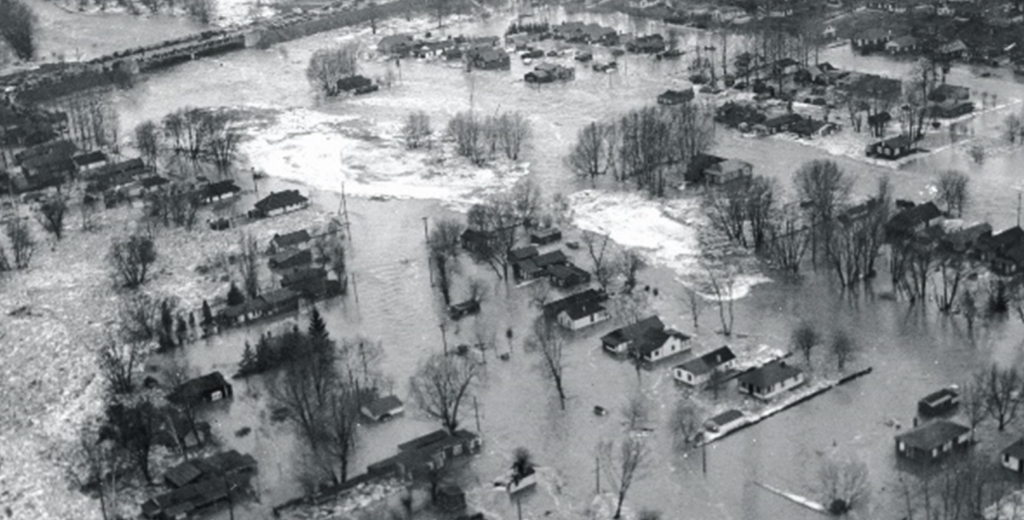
131, 6, 1024, 519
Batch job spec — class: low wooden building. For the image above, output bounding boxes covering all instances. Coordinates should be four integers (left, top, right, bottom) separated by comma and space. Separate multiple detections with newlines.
703, 158, 753, 185
530, 228, 562, 245
202, 180, 241, 203
547, 263, 591, 288
169, 372, 234, 407
918, 387, 960, 416
1002, 438, 1024, 473
251, 190, 309, 218
867, 135, 915, 159
269, 229, 312, 254
543, 289, 609, 330
895, 420, 971, 462
737, 360, 804, 400
361, 395, 405, 422
673, 346, 737, 386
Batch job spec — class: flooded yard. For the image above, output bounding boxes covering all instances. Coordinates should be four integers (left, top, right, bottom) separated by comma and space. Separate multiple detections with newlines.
115, 5, 1024, 519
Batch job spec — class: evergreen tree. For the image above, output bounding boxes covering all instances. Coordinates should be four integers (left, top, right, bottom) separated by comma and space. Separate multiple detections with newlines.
188, 312, 196, 328
255, 333, 273, 372
201, 300, 213, 325
227, 282, 245, 306
308, 307, 328, 344
176, 316, 188, 344
160, 300, 174, 340
239, 341, 258, 376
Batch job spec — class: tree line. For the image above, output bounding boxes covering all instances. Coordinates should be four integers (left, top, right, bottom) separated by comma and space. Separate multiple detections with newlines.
565, 102, 716, 197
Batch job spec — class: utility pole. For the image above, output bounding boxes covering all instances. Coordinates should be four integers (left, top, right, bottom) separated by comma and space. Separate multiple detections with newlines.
702, 442, 707, 476
423, 216, 434, 286
440, 322, 448, 354
595, 455, 601, 494
1017, 190, 1021, 228
517, 497, 523, 520
474, 396, 481, 433
351, 272, 359, 303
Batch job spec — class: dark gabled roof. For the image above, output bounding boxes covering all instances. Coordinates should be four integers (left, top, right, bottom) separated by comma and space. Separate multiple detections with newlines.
72, 150, 107, 167
15, 139, 76, 164
281, 267, 326, 287
142, 473, 251, 518
676, 346, 737, 375
272, 229, 312, 249
601, 316, 665, 347
509, 246, 538, 262
269, 248, 313, 269
877, 134, 914, 149
989, 226, 1024, 250
658, 89, 695, 103
1003, 242, 1024, 264
139, 175, 169, 189
707, 409, 744, 427
363, 395, 404, 417
255, 190, 308, 212
532, 250, 567, 268
547, 263, 589, 282
563, 299, 607, 320
204, 180, 241, 199
634, 327, 689, 356
737, 360, 802, 388
164, 460, 204, 488
397, 429, 478, 453
543, 289, 608, 320
896, 420, 969, 450
1004, 438, 1024, 461
902, 201, 941, 224
169, 372, 231, 405
86, 157, 144, 179
763, 113, 803, 128
261, 287, 301, 306
21, 152, 76, 172
337, 75, 374, 92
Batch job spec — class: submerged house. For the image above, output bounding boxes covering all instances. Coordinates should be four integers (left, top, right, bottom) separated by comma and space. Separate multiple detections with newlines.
918, 387, 960, 416
168, 372, 234, 407
1002, 438, 1024, 473
657, 89, 695, 105
368, 430, 482, 479
867, 135, 915, 159
251, 190, 309, 218
361, 395, 405, 422
737, 360, 804, 400
673, 346, 737, 385
703, 158, 753, 185
895, 420, 971, 462
601, 315, 690, 363
543, 289, 609, 330
525, 63, 575, 83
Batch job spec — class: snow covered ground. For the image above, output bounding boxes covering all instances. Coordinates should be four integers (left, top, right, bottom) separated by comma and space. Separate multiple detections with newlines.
239, 108, 531, 210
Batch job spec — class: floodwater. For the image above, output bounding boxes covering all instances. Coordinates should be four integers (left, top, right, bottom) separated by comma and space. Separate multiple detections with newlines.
131, 5, 1024, 519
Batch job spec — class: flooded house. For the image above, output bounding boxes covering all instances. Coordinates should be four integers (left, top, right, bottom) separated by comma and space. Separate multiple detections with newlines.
673, 346, 737, 385
361, 395, 405, 422
547, 263, 591, 288
269, 229, 312, 254
377, 34, 415, 56
866, 135, 915, 159
268, 249, 313, 273
703, 158, 753, 185
468, 47, 511, 70
1001, 438, 1024, 473
895, 420, 971, 462
543, 288, 610, 330
657, 89, 695, 105
737, 360, 805, 400
601, 316, 691, 363
201, 180, 241, 204
525, 63, 575, 83
168, 372, 234, 406
251, 190, 309, 218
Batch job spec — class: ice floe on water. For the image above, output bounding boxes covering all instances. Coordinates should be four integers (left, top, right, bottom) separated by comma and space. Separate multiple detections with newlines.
567, 189, 769, 300
240, 107, 530, 205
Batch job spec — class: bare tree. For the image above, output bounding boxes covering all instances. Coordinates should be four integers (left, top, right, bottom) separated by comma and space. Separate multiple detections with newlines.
306, 45, 359, 97
37, 195, 68, 240
766, 205, 808, 273
97, 338, 145, 394
108, 234, 157, 288
978, 365, 1022, 431
619, 250, 644, 294
402, 111, 433, 150
794, 160, 853, 266
669, 400, 701, 448
829, 329, 856, 372
117, 293, 160, 342
447, 111, 487, 165
6, 219, 34, 269
135, 120, 161, 168
817, 456, 869, 515
582, 231, 619, 289
621, 393, 651, 432
495, 111, 530, 161
936, 170, 969, 218
466, 193, 518, 280
599, 435, 650, 519
101, 397, 160, 484
428, 218, 464, 305
565, 122, 612, 186
0, 0, 36, 60
510, 178, 543, 229
69, 426, 127, 520
525, 319, 568, 409
935, 251, 969, 314
409, 353, 481, 433
792, 321, 819, 366
959, 287, 978, 334
682, 286, 702, 330
960, 380, 986, 441
322, 384, 359, 483
706, 267, 736, 336
237, 232, 260, 299
1004, 113, 1023, 144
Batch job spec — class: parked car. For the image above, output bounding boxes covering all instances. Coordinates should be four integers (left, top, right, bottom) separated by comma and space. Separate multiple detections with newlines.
575, 51, 593, 62
593, 62, 618, 72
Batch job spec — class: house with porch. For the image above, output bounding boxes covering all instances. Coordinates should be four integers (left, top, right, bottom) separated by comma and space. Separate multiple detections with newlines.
703, 158, 753, 184
737, 360, 805, 400
601, 316, 665, 356
251, 190, 309, 218
269, 229, 312, 254
851, 28, 892, 53
867, 135, 915, 159
1002, 438, 1024, 473
547, 263, 591, 288
169, 372, 234, 407
632, 326, 690, 363
673, 346, 737, 385
895, 420, 971, 461
202, 180, 241, 204
543, 289, 610, 330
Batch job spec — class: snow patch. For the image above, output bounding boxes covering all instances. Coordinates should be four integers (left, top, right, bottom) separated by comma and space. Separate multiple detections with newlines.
566, 190, 769, 299
240, 108, 530, 207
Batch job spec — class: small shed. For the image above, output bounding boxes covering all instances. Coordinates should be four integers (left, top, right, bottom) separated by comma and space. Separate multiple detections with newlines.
1002, 438, 1024, 473
867, 135, 914, 159
530, 228, 562, 245
448, 299, 481, 320
361, 395, 405, 422
169, 372, 234, 407
547, 263, 591, 288
704, 409, 745, 433
918, 387, 960, 416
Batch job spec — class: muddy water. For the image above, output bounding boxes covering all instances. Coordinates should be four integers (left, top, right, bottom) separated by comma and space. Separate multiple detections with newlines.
141, 7, 1024, 520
